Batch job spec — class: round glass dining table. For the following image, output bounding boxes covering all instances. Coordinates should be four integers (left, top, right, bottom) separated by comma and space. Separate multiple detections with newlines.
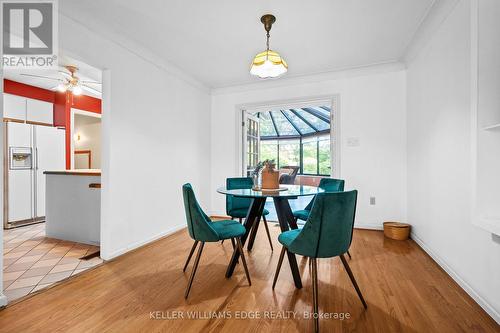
217, 184, 324, 289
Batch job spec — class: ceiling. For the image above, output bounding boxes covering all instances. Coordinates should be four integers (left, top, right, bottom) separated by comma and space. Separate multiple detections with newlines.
61, 1, 434, 88
3, 56, 102, 98
75, 113, 101, 126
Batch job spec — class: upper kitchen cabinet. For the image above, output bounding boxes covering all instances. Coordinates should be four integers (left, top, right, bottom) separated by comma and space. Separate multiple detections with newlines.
3, 93, 54, 126
27, 99, 53, 125
3, 93, 26, 121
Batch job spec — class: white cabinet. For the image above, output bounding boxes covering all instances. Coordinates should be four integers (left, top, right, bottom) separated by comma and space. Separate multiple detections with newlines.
3, 94, 54, 125
3, 93, 26, 121
27, 99, 53, 125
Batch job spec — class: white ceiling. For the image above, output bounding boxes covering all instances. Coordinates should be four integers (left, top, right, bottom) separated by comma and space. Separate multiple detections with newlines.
3, 55, 102, 98
61, 0, 434, 88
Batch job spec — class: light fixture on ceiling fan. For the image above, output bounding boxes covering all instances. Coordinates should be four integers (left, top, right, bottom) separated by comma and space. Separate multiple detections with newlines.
20, 65, 101, 96
250, 14, 288, 79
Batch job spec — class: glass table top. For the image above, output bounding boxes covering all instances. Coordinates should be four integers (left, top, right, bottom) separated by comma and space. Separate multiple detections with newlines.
217, 185, 324, 198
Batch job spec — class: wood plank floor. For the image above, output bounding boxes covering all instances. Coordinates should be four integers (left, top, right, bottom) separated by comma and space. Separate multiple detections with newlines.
0, 224, 498, 333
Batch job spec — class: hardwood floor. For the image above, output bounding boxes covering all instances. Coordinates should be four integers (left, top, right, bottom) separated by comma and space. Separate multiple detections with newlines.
0, 225, 498, 333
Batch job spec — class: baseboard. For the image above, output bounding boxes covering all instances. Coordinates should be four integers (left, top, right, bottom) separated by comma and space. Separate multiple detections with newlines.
411, 232, 500, 324
0, 294, 7, 307
354, 222, 383, 230
103, 223, 186, 260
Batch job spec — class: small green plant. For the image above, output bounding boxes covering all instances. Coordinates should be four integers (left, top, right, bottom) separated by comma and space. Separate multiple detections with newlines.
251, 159, 276, 176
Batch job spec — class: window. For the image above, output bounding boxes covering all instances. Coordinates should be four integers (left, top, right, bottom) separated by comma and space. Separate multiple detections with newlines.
302, 137, 317, 174
248, 103, 336, 177
260, 140, 278, 162
278, 139, 299, 167
318, 136, 331, 175
301, 135, 331, 175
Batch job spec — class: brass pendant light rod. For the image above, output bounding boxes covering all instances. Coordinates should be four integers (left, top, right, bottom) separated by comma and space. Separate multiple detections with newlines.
261, 14, 276, 57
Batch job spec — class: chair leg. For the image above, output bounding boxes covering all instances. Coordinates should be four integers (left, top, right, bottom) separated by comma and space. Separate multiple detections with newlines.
311, 258, 319, 333
236, 238, 251, 286
184, 242, 204, 299
340, 254, 367, 309
262, 215, 273, 251
347, 250, 352, 260
239, 218, 242, 224
272, 246, 286, 290
183, 241, 199, 272
230, 238, 236, 250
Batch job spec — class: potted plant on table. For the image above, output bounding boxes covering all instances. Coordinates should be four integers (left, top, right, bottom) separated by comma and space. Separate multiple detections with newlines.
261, 159, 279, 190
251, 159, 279, 190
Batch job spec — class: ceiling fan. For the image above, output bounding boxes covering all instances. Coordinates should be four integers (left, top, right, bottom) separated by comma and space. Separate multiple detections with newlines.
20, 65, 101, 96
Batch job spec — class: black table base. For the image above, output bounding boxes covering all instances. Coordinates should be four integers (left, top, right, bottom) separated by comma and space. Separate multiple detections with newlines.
225, 196, 303, 289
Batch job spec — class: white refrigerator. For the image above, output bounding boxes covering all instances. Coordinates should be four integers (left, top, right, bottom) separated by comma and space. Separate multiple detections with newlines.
4, 122, 65, 229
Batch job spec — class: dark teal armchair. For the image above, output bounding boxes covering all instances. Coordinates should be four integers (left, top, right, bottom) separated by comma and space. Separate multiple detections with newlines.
226, 177, 273, 251
272, 191, 367, 332
293, 178, 345, 222
182, 183, 251, 299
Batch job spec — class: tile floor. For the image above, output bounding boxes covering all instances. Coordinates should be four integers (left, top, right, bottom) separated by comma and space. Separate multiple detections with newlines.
3, 223, 102, 302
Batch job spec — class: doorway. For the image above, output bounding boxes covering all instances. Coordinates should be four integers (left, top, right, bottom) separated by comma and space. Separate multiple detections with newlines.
241, 98, 339, 220
2, 58, 104, 303
72, 111, 102, 169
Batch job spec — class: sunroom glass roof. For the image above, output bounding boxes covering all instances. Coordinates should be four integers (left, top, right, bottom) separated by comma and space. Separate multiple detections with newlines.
257, 106, 330, 138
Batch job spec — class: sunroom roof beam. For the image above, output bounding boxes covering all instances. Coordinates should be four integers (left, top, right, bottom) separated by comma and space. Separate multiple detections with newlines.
290, 109, 319, 132
280, 110, 303, 136
268, 111, 280, 137
302, 107, 330, 124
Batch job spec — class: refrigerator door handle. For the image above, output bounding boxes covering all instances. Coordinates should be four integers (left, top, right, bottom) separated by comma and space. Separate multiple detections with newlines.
35, 147, 39, 170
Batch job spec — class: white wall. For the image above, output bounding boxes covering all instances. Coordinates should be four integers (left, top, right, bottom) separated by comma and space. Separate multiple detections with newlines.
407, 0, 500, 321
211, 69, 407, 229
58, 14, 211, 260
74, 120, 101, 169
0, 77, 7, 306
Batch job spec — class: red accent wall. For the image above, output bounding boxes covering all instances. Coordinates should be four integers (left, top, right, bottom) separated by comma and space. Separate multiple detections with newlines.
72, 94, 102, 114
4, 79, 55, 103
53, 92, 101, 169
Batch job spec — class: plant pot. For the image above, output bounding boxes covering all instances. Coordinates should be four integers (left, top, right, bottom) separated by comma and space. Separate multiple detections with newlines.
261, 167, 279, 189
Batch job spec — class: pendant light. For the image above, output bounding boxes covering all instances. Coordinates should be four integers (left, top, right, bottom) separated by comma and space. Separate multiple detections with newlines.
250, 14, 288, 79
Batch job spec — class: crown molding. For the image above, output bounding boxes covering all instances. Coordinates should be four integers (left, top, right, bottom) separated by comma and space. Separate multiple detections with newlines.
211, 60, 405, 96
58, 13, 210, 94
402, 0, 460, 65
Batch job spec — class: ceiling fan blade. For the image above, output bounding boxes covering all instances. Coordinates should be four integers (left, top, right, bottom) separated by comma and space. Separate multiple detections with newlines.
58, 70, 72, 79
81, 80, 102, 85
81, 84, 102, 95
19, 73, 63, 82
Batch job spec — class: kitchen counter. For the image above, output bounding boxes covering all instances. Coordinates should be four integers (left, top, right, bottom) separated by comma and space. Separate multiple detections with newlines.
45, 170, 101, 245
44, 169, 101, 176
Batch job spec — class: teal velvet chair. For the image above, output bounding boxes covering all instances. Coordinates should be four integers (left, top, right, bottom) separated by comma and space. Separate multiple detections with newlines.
293, 178, 345, 222
272, 191, 366, 332
226, 177, 273, 251
293, 178, 351, 259
182, 183, 251, 299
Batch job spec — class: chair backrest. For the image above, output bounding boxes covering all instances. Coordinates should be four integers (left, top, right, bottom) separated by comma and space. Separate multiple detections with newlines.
279, 166, 300, 184
182, 183, 219, 242
226, 177, 253, 215
288, 190, 358, 258
305, 177, 345, 210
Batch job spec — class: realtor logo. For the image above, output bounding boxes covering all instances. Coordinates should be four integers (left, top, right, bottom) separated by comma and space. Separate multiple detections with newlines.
1, 0, 58, 69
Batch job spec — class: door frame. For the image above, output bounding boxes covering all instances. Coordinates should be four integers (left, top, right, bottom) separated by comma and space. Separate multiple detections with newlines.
235, 95, 341, 178
70, 108, 101, 170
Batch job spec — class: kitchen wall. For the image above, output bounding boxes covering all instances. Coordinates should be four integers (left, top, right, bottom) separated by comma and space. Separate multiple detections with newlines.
406, 0, 500, 321
211, 67, 407, 229
74, 118, 102, 169
58, 14, 211, 259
